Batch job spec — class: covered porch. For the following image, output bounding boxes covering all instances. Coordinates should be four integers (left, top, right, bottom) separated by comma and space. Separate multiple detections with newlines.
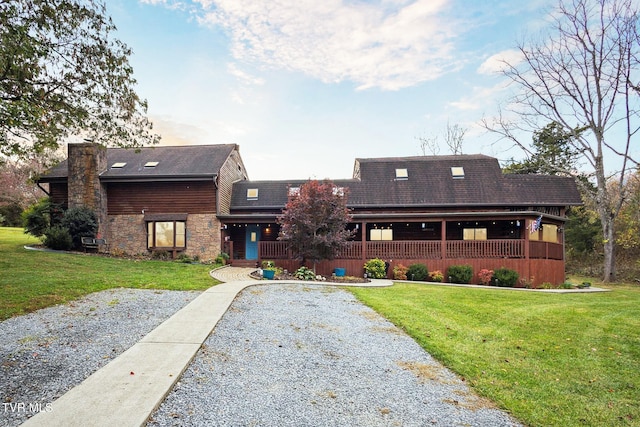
220, 216, 566, 286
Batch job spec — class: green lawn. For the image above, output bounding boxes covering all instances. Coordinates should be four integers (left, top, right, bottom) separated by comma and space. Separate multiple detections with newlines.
0, 227, 220, 320
349, 282, 640, 427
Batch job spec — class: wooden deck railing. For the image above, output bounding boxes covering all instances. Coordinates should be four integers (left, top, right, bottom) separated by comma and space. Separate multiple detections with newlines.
446, 239, 524, 259
365, 241, 442, 259
259, 239, 561, 260
529, 241, 563, 260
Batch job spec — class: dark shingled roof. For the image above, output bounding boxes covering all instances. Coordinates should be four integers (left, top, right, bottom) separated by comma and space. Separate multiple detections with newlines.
230, 154, 582, 210
40, 144, 238, 181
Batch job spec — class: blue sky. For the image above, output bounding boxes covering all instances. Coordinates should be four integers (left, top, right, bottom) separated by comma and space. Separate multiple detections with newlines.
107, 0, 553, 180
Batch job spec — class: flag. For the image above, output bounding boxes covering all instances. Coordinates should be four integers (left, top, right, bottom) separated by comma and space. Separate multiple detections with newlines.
529, 215, 542, 233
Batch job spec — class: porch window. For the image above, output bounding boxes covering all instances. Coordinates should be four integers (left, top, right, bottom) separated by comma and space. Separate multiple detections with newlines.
147, 221, 186, 249
463, 228, 487, 240
370, 229, 393, 240
542, 224, 558, 243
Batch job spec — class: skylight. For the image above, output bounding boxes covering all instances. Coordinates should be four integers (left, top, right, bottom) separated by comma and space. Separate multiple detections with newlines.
395, 168, 408, 180
144, 161, 159, 168
247, 188, 259, 200
451, 166, 465, 179
111, 162, 126, 168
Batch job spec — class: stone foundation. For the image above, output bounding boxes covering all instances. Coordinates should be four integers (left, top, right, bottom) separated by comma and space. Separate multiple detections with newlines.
107, 214, 222, 261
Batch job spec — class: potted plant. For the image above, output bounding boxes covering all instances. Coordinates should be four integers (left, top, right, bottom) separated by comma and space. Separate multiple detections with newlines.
261, 260, 276, 280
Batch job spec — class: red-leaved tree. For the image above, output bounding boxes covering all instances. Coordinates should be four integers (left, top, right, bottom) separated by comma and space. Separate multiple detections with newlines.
277, 180, 354, 272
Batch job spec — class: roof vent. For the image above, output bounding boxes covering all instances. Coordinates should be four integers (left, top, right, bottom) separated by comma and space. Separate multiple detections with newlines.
144, 161, 159, 168
111, 162, 126, 168
451, 166, 465, 179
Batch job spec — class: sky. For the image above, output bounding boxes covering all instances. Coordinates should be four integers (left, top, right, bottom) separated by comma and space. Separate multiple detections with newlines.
106, 0, 554, 181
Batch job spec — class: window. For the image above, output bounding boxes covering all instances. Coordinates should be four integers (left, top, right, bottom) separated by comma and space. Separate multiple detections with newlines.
147, 221, 186, 249
111, 162, 126, 168
542, 224, 558, 243
370, 229, 393, 240
144, 161, 159, 168
247, 188, 259, 200
451, 166, 465, 179
395, 168, 408, 180
463, 228, 487, 240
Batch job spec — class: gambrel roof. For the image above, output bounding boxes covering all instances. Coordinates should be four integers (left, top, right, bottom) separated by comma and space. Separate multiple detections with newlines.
230, 154, 582, 211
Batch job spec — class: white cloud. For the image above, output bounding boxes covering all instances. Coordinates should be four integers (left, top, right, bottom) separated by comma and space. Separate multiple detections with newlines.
447, 82, 510, 111
226, 63, 265, 86
193, 0, 463, 90
477, 49, 523, 75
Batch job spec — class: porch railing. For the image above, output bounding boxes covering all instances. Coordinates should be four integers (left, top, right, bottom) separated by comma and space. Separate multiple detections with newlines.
446, 239, 524, 259
259, 239, 561, 260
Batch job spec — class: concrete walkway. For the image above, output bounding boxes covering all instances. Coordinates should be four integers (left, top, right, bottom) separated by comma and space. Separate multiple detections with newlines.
22, 267, 392, 427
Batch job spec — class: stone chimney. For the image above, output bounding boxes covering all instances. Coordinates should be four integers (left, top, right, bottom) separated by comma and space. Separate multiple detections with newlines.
67, 143, 108, 237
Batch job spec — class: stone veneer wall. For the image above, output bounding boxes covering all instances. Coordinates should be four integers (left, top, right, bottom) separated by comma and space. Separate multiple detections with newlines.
67, 143, 108, 236
107, 214, 221, 260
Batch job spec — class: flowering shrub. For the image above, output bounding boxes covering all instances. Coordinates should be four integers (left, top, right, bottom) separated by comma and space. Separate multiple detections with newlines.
393, 264, 408, 280
478, 268, 494, 286
429, 270, 444, 282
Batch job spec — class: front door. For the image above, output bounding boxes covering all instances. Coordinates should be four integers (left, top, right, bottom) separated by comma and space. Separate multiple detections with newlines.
245, 225, 260, 260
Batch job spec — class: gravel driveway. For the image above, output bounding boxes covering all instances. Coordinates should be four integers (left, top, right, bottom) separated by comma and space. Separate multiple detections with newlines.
148, 284, 522, 427
1, 284, 522, 427
0, 289, 199, 427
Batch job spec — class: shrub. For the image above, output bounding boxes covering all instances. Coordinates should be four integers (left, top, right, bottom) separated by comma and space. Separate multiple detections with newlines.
446, 264, 473, 284
23, 198, 60, 238
61, 206, 98, 249
493, 267, 519, 287
0, 202, 23, 227
364, 258, 387, 279
215, 252, 230, 265
294, 266, 316, 280
478, 269, 494, 286
429, 270, 444, 282
43, 226, 73, 251
407, 263, 429, 281
393, 264, 408, 280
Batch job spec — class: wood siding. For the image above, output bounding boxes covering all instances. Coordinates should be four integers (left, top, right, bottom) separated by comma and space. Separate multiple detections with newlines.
48, 183, 68, 208
257, 240, 566, 286
217, 148, 247, 215
107, 181, 216, 215
265, 257, 566, 288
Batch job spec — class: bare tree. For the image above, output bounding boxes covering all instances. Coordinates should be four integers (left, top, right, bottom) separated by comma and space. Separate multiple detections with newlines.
416, 120, 467, 156
483, 0, 640, 282
443, 121, 466, 155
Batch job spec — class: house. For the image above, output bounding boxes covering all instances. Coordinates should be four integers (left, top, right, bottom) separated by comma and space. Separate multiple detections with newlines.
39, 143, 582, 286
38, 143, 248, 259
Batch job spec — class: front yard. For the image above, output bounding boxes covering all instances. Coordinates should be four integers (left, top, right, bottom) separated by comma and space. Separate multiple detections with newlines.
3, 226, 639, 426
349, 282, 640, 427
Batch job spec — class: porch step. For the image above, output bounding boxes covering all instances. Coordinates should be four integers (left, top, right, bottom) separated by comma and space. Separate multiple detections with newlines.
230, 260, 259, 268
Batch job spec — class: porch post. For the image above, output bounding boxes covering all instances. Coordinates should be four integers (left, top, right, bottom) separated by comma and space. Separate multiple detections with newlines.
524, 218, 531, 283
361, 221, 367, 263
441, 219, 446, 260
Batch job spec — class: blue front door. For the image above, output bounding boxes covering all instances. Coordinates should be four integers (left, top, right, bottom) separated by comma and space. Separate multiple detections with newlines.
245, 225, 260, 260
